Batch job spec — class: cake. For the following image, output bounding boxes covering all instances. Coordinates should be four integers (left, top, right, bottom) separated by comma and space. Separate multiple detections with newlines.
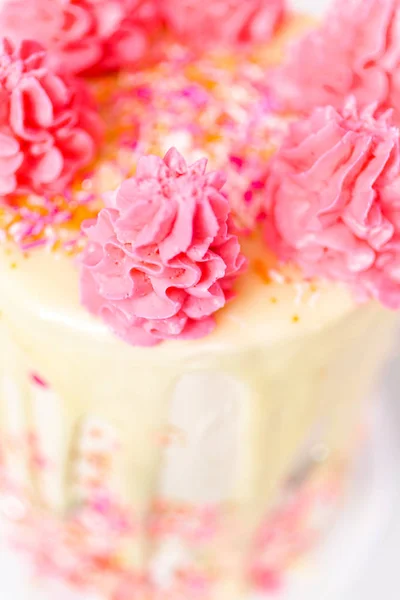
0, 1, 398, 599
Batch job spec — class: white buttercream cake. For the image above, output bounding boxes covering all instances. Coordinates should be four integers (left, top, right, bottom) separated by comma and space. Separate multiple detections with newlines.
0, 1, 399, 599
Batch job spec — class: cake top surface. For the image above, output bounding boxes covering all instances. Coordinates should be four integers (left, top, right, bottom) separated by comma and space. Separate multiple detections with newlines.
0, 21, 300, 253
0, 0, 399, 348
0, 237, 355, 359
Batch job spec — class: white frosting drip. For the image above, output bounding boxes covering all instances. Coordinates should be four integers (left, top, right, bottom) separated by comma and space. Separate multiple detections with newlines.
159, 372, 247, 504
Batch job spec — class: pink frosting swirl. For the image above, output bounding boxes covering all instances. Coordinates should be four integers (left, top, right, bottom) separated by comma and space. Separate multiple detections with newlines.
79, 148, 247, 346
264, 101, 400, 309
0, 0, 162, 75
273, 0, 400, 120
0, 38, 102, 198
162, 0, 285, 48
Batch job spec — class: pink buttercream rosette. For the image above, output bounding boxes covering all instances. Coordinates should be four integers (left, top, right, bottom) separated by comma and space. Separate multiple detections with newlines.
265, 101, 400, 309
162, 0, 285, 48
273, 0, 400, 121
0, 0, 163, 76
79, 148, 247, 346
0, 38, 102, 197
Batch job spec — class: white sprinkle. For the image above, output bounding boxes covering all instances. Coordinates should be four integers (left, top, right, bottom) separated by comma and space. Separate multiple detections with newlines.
269, 269, 286, 284
309, 290, 321, 308
294, 282, 308, 305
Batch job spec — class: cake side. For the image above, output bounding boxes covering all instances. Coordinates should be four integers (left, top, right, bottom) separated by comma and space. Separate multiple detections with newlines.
0, 259, 396, 598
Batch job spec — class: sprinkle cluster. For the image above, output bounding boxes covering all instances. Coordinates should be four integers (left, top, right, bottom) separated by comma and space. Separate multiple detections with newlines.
0, 42, 285, 253
0, 429, 345, 600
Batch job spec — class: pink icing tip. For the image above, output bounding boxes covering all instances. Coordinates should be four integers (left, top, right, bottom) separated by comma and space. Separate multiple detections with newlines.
272, 0, 400, 122
264, 101, 400, 309
162, 0, 286, 48
0, 37, 102, 198
79, 148, 247, 347
0, 0, 163, 76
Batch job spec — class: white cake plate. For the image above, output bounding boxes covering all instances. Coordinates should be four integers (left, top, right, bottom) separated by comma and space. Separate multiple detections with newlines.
0, 393, 399, 600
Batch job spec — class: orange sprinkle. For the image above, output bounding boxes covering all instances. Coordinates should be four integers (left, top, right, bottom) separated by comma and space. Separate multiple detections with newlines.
86, 453, 110, 470
157, 425, 186, 447
252, 258, 271, 284
88, 428, 104, 439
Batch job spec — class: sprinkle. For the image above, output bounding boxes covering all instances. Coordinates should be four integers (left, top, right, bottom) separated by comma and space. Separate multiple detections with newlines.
269, 269, 286, 284
294, 282, 307, 305
82, 179, 93, 191
253, 258, 271, 284
30, 372, 49, 388
0, 429, 346, 599
21, 239, 47, 251
157, 425, 186, 448
309, 290, 321, 308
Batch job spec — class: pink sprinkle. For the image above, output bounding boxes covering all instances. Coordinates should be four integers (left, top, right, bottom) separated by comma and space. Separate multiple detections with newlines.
251, 180, 265, 190
180, 571, 210, 595
230, 155, 244, 169
21, 239, 47, 251
181, 85, 208, 107
250, 565, 282, 592
63, 240, 79, 251
135, 86, 152, 101
92, 496, 112, 515
244, 189, 253, 203
30, 372, 49, 389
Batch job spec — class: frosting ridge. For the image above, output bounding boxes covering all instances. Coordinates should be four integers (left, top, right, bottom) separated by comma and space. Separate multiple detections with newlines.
162, 0, 286, 48
0, 37, 102, 198
273, 0, 400, 121
265, 101, 400, 308
80, 148, 247, 346
0, 0, 163, 75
